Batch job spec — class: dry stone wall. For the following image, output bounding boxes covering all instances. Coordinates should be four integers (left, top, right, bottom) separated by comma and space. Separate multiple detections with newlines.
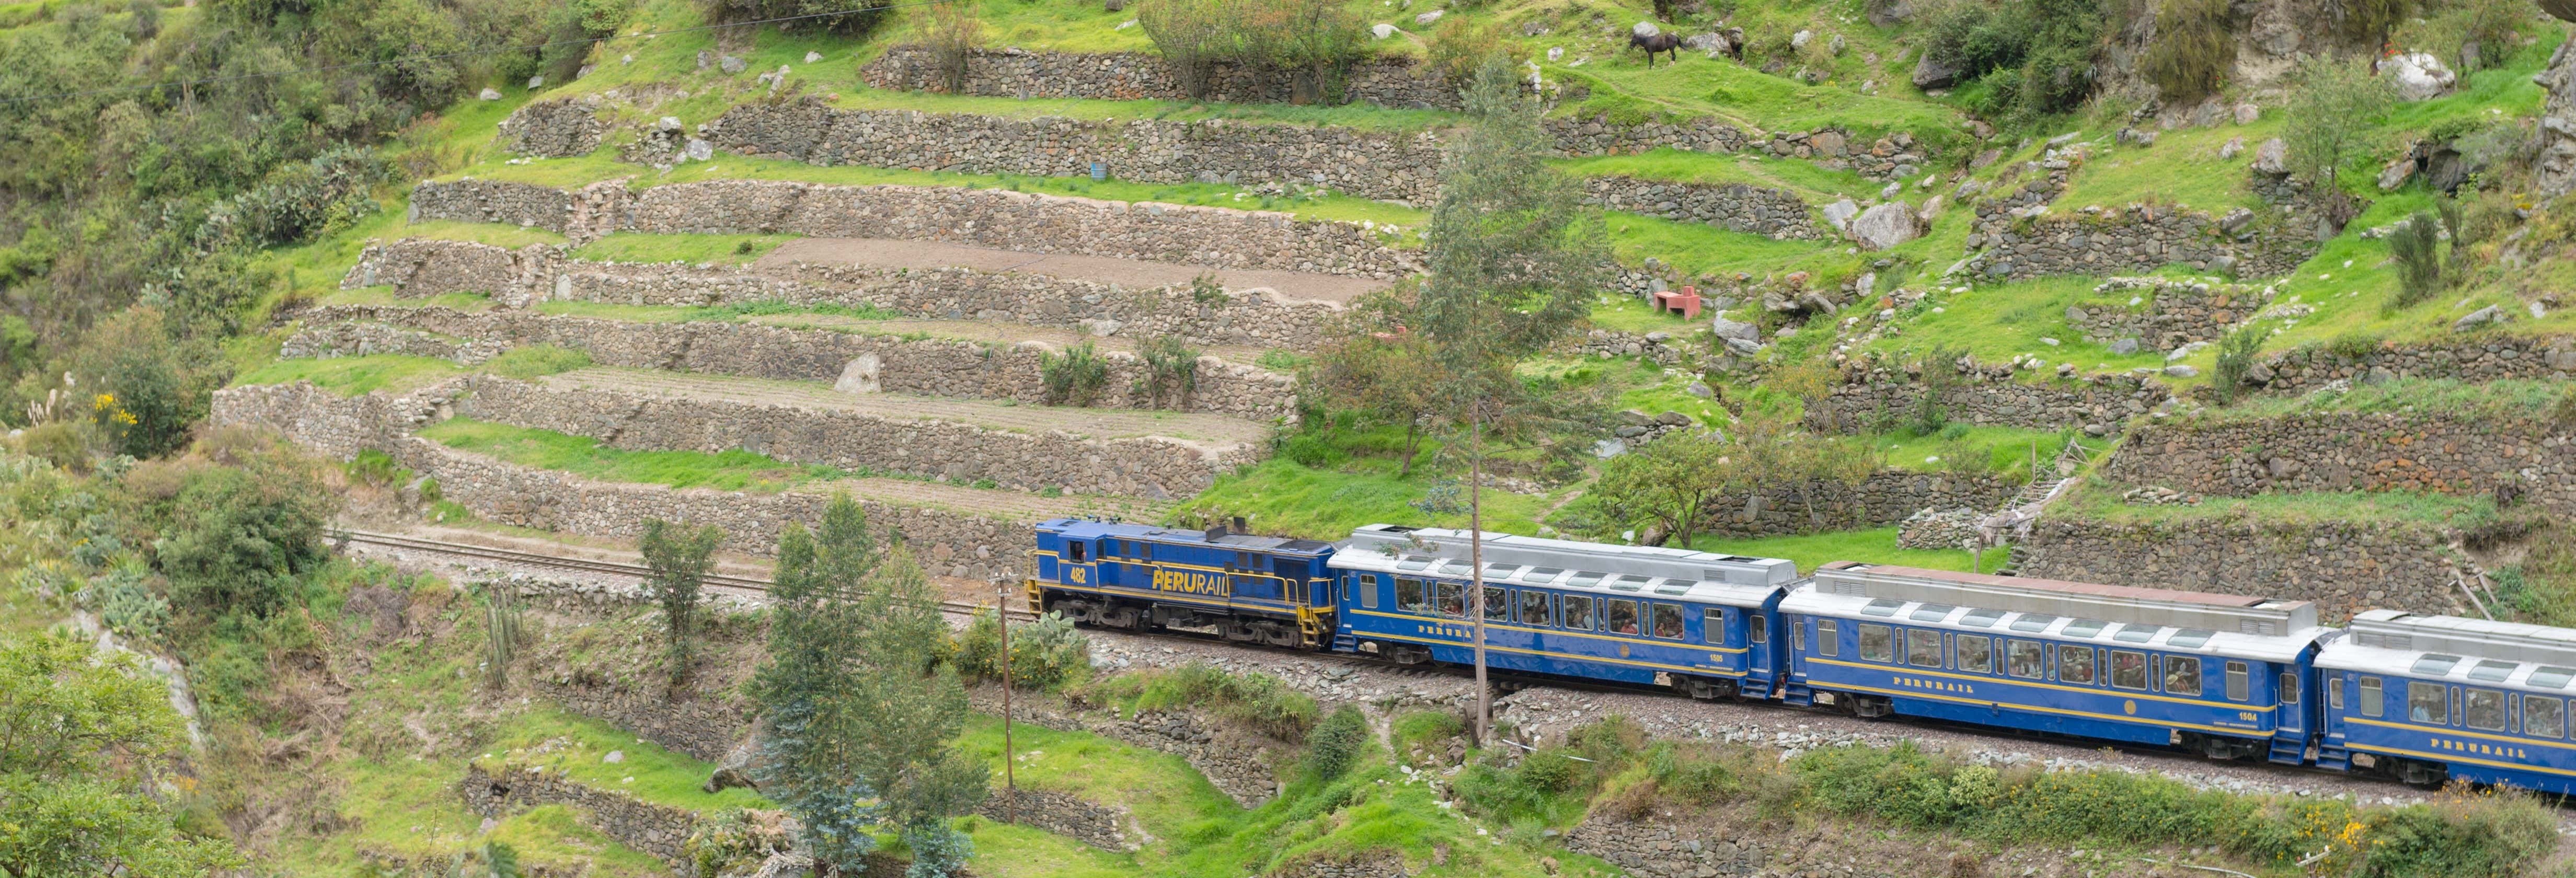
456, 374, 1250, 499
706, 102, 1447, 204
2247, 336, 2576, 394
1963, 201, 2316, 280
967, 688, 1281, 808
2064, 276, 2272, 350
341, 238, 558, 307
461, 764, 701, 864
861, 45, 1462, 110
409, 179, 1421, 280
1579, 177, 1823, 239
284, 305, 1296, 421
1804, 366, 2171, 435
1698, 470, 2019, 538
496, 98, 608, 157
2013, 515, 2475, 621
2103, 413, 2576, 514
973, 790, 1140, 852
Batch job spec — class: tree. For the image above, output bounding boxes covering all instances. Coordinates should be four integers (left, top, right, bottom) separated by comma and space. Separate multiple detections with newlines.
750, 496, 988, 878
639, 517, 726, 687
1416, 57, 1613, 742
1592, 430, 1735, 547
1306, 289, 1442, 475
152, 443, 337, 619
2283, 56, 2395, 225
0, 633, 244, 878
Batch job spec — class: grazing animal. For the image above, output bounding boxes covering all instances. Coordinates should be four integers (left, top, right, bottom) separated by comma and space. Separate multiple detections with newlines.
1629, 31, 1684, 67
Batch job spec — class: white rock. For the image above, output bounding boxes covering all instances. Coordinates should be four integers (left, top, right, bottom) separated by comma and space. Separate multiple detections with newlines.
804, 51, 824, 63
1847, 202, 1922, 250
682, 138, 714, 162
2384, 52, 2456, 101
526, 75, 544, 89
479, 88, 502, 100
604, 750, 625, 764
1823, 198, 1861, 233
1548, 46, 1563, 62
1791, 29, 1814, 49
1631, 20, 1660, 38
1117, 19, 1136, 30
622, 54, 635, 65
1414, 9, 1444, 25
1372, 22, 1397, 39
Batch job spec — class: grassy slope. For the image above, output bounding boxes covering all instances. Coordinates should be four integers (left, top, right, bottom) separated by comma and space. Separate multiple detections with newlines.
416, 418, 857, 492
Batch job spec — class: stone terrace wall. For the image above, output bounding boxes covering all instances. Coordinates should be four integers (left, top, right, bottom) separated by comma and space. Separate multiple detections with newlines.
1964, 202, 2315, 280
1579, 177, 1823, 239
496, 98, 608, 158
2014, 516, 2475, 620
968, 688, 1280, 808
2064, 276, 2271, 350
1698, 470, 2019, 538
861, 45, 1462, 110
706, 102, 1446, 204
457, 374, 1249, 499
1804, 367, 2171, 435
286, 306, 1297, 421
343, 236, 1342, 351
2103, 413, 2576, 514
409, 179, 1421, 280
203, 380, 446, 459
2248, 336, 2576, 394
461, 765, 700, 864
973, 789, 1140, 853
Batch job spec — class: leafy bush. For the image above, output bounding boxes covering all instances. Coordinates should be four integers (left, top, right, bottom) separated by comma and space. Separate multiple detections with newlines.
951, 610, 1092, 691
1302, 706, 1370, 780
75, 560, 169, 643
1425, 20, 1514, 86
2284, 57, 2396, 194
917, 0, 983, 93
16, 421, 92, 473
1088, 663, 1320, 740
2387, 212, 2444, 310
1916, 0, 2105, 122
1136, 334, 1199, 410
2352, 788, 2557, 878
2327, 329, 2385, 359
1039, 341, 1111, 407
2141, 0, 2232, 101
152, 447, 337, 619
1277, 434, 1346, 468
698, 0, 889, 35
213, 147, 390, 247
2211, 326, 2265, 403
1138, 0, 1367, 100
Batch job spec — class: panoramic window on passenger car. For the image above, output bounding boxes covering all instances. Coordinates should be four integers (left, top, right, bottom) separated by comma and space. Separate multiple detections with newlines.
1566, 571, 1607, 588
2063, 619, 2109, 639
1958, 634, 1993, 673
2007, 641, 2044, 678
1485, 586, 1509, 622
1562, 595, 1596, 630
1750, 614, 1768, 645
1485, 563, 1519, 580
1907, 629, 1942, 667
1439, 560, 1473, 577
2531, 667, 2576, 689
1910, 604, 1957, 623
2112, 624, 2160, 644
1523, 568, 1565, 585
1436, 582, 1465, 618
2407, 681, 2447, 723
2165, 656, 2203, 696
2168, 629, 2215, 649
2060, 646, 2098, 684
1397, 578, 1427, 613
2360, 676, 2385, 718
2412, 654, 2463, 677
2465, 690, 2506, 731
2110, 650, 2149, 690
1653, 604, 1685, 639
1818, 619, 1840, 657
1520, 590, 1551, 626
1703, 608, 1726, 644
2009, 614, 2057, 633
1606, 599, 1641, 634
1861, 599, 1904, 617
1611, 575, 1652, 593
2225, 661, 2250, 701
1398, 556, 1433, 572
2526, 697, 2567, 739
1859, 624, 1894, 662
1960, 608, 2005, 628
2466, 661, 2516, 683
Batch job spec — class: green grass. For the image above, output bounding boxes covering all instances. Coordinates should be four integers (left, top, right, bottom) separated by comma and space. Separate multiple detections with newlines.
569, 233, 798, 265
480, 708, 773, 811
956, 714, 1240, 843
1856, 274, 2179, 373
234, 354, 465, 396
405, 219, 571, 249
483, 345, 595, 380
1555, 148, 1883, 203
1867, 424, 2107, 477
2054, 477, 2502, 529
1179, 458, 1559, 541
2204, 377, 2576, 423
416, 418, 854, 492
1683, 525, 1982, 575
1585, 292, 1710, 335
313, 286, 497, 311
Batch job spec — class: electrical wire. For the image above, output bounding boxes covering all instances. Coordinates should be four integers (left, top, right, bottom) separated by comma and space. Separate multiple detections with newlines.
0, 0, 957, 107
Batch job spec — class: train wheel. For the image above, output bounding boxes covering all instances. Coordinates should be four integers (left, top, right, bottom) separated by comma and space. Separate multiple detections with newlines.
2396, 758, 2449, 788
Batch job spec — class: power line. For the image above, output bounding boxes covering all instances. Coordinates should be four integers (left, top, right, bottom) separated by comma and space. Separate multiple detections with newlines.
0, 0, 954, 107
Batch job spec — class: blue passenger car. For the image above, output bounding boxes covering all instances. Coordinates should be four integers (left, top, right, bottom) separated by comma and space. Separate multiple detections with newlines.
1327, 525, 1800, 699
1780, 563, 2334, 762
2316, 610, 2576, 793
1028, 518, 1337, 648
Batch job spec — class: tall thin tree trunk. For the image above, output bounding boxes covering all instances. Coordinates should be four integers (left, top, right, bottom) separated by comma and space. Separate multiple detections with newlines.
1401, 420, 1419, 477
1469, 411, 1489, 743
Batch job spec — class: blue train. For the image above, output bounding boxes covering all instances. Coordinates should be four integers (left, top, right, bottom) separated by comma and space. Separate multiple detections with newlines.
1028, 518, 2576, 796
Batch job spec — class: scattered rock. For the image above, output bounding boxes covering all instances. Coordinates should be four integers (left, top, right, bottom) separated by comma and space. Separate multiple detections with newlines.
2384, 52, 2457, 101
1847, 202, 1923, 250
804, 51, 824, 64
1415, 9, 1444, 25
1790, 29, 1815, 49
720, 55, 748, 74
526, 75, 545, 89
697, 49, 713, 70
2251, 138, 2288, 175
682, 137, 714, 163
479, 87, 503, 101
2453, 304, 2509, 332
1632, 20, 1661, 39
2163, 364, 2199, 377
2109, 337, 2143, 355
1822, 198, 1861, 233
2377, 156, 2417, 190
603, 749, 625, 764
2234, 103, 2260, 124
1371, 22, 1397, 39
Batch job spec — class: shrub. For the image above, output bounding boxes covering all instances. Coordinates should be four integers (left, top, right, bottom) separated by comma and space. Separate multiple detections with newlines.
1278, 434, 1345, 468
2283, 56, 2395, 194
1136, 334, 1199, 410
2387, 211, 2444, 309
1136, 0, 1234, 98
216, 147, 390, 247
2327, 329, 2384, 359
16, 421, 92, 473
1039, 341, 1110, 407
1101, 663, 1320, 740
951, 610, 1091, 691
918, 0, 983, 94
1913, 344, 1966, 434
2211, 326, 2264, 403
1917, 0, 2104, 121
153, 448, 337, 619
698, 0, 889, 35
1302, 706, 1369, 780
1425, 20, 1512, 86
1140, 0, 1365, 101
2353, 787, 2557, 878
2141, 0, 2232, 101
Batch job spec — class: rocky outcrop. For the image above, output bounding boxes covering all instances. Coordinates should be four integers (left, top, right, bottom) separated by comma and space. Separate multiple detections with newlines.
2529, 39, 2576, 198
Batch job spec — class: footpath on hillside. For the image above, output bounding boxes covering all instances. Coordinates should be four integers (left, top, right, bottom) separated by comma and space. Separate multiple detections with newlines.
757, 237, 1391, 304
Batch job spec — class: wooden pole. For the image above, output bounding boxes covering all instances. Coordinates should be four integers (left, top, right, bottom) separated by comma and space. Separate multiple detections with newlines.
997, 586, 1016, 822
1469, 412, 1489, 744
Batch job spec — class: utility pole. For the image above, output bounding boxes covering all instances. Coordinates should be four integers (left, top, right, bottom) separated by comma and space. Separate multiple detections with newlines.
997, 584, 1016, 822
1468, 407, 1489, 744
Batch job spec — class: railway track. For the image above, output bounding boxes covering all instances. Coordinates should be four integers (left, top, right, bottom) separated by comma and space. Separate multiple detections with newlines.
330, 529, 1035, 620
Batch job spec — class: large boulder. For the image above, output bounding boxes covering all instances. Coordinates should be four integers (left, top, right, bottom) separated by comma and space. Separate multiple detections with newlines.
1711, 316, 1762, 342
1822, 198, 1861, 233
1632, 20, 1661, 39
2251, 138, 2289, 175
2384, 52, 2456, 101
1847, 202, 1923, 250
1912, 53, 1962, 88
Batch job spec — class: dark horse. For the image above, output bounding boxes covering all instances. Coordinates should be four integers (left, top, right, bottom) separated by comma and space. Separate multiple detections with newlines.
1629, 31, 1684, 67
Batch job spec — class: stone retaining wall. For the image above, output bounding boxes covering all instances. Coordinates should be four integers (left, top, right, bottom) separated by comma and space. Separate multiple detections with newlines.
410, 178, 1420, 280
284, 305, 1297, 421
2013, 515, 2475, 620
973, 789, 1140, 852
1964, 202, 2315, 280
341, 237, 1341, 351
968, 688, 1280, 808
2247, 336, 2576, 394
1563, 817, 1771, 877
2064, 276, 2272, 350
461, 764, 701, 864
2103, 413, 2576, 514
860, 45, 1461, 110
1697, 470, 2019, 538
456, 374, 1249, 499
1804, 367, 2170, 435
705, 102, 1446, 204
1579, 177, 1822, 239
497, 97, 609, 158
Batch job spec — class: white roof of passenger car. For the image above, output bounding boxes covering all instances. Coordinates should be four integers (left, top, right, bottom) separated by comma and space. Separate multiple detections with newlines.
2316, 609, 2576, 695
1326, 524, 1796, 609
1777, 563, 2333, 663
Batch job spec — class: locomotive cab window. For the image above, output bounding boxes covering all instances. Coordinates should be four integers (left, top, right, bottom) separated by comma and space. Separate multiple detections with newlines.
2060, 646, 2097, 685
1652, 604, 1685, 639
1519, 590, 1551, 626
1562, 595, 1597, 630
1749, 613, 1768, 644
1958, 634, 1993, 673
2465, 690, 2507, 731
1067, 541, 1087, 562
2360, 676, 2385, 718
2224, 661, 2250, 702
1605, 599, 1641, 635
2007, 640, 2043, 678
2407, 681, 2447, 724
2525, 696, 2566, 739
1907, 629, 1942, 667
1859, 624, 1894, 663
2165, 656, 2203, 696
1396, 578, 1426, 613
2110, 650, 2148, 690
1818, 620, 1839, 657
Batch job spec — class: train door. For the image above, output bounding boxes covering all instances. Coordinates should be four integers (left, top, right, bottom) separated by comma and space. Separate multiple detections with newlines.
2269, 660, 2311, 765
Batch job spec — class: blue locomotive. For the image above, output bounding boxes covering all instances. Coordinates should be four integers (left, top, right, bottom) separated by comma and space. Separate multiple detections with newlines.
1027, 518, 2576, 796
